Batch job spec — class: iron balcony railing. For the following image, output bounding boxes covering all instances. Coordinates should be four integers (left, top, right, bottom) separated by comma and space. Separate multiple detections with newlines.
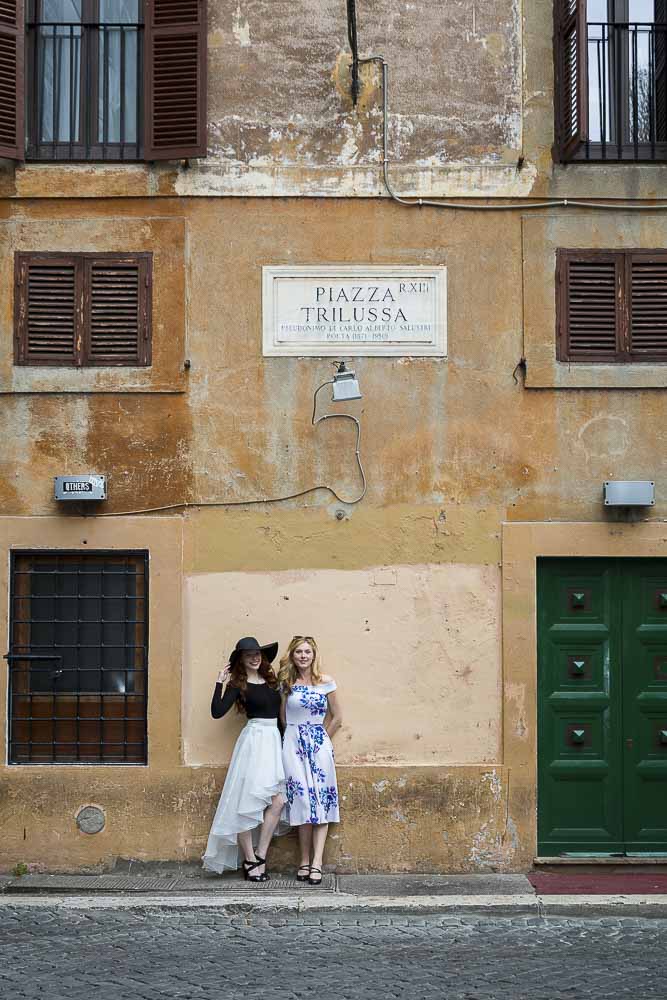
583, 20, 667, 161
27, 21, 144, 161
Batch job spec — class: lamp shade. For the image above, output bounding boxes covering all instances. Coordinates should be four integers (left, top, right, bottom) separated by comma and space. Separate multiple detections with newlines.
332, 370, 362, 402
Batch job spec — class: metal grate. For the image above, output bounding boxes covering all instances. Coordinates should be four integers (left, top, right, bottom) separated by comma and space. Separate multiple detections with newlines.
5, 874, 336, 894
7, 551, 149, 765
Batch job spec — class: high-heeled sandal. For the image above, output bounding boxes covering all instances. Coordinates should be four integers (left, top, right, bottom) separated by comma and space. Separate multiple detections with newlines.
254, 854, 270, 879
308, 866, 323, 886
242, 859, 269, 882
296, 864, 311, 882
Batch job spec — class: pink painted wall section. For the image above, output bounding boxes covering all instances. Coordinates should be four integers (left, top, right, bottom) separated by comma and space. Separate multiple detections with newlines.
183, 563, 502, 767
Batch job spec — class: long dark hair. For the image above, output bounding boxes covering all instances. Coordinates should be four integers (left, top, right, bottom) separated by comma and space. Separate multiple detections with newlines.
229, 652, 279, 714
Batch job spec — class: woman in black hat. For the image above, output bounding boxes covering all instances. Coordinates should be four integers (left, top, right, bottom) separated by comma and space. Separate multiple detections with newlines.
202, 636, 285, 880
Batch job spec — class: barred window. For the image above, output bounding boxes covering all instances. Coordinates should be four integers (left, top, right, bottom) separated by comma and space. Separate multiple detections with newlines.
0, 0, 207, 162
7, 551, 148, 764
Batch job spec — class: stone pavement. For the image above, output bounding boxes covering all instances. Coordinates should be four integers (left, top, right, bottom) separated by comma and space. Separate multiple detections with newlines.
0, 905, 665, 1000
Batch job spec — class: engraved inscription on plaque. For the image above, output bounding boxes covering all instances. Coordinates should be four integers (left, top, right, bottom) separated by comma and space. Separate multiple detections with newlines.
262, 266, 447, 357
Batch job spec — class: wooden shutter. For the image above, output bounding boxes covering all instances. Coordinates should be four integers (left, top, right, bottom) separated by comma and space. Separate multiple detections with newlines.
85, 255, 152, 366
554, 0, 588, 160
0, 0, 24, 160
15, 252, 152, 367
15, 254, 79, 366
629, 253, 667, 361
144, 0, 207, 160
557, 250, 621, 361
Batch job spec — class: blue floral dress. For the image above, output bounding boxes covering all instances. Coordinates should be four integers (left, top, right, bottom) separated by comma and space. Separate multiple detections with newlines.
282, 680, 339, 825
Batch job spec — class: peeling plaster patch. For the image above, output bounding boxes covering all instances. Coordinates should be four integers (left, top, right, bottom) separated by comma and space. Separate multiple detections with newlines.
481, 769, 502, 802
232, 3, 251, 47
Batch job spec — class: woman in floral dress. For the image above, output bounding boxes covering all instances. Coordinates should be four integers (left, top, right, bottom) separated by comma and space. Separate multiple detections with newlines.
279, 636, 342, 886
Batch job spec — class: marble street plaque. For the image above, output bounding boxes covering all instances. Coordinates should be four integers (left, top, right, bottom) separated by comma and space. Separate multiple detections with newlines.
262, 266, 447, 357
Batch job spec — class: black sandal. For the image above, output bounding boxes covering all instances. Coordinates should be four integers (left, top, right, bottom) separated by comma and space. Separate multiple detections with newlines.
308, 866, 323, 886
296, 864, 311, 882
242, 859, 269, 882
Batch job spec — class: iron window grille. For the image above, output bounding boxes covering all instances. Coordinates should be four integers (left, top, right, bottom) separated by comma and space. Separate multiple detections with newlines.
7, 551, 149, 765
26, 0, 144, 162
556, 1, 667, 161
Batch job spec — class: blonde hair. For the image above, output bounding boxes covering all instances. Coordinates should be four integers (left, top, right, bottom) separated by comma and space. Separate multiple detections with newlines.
278, 636, 323, 693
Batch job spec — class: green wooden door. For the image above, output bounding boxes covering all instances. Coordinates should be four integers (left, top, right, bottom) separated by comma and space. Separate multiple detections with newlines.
538, 558, 667, 856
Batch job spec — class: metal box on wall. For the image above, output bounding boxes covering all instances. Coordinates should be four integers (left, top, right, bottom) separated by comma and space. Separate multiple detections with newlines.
54, 475, 107, 502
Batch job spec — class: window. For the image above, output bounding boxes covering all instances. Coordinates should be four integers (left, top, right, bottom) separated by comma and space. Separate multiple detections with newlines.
0, 0, 207, 162
557, 248, 667, 361
7, 552, 148, 764
27, 0, 143, 161
555, 0, 667, 161
14, 251, 152, 366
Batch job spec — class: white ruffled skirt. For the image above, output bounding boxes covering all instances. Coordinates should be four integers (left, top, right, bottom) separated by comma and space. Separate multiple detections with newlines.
202, 718, 286, 874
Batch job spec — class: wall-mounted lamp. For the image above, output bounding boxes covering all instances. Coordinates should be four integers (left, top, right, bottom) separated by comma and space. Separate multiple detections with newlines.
331, 360, 362, 402
603, 481, 655, 506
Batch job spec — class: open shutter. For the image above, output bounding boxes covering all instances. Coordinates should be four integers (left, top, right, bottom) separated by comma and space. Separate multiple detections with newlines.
85, 255, 152, 366
0, 0, 25, 160
14, 254, 80, 366
144, 0, 207, 160
554, 0, 588, 161
629, 252, 667, 361
557, 250, 621, 362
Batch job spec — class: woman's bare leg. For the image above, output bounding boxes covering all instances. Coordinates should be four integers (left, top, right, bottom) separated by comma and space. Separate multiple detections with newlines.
256, 794, 285, 864
237, 829, 257, 865
297, 824, 313, 869
310, 823, 329, 880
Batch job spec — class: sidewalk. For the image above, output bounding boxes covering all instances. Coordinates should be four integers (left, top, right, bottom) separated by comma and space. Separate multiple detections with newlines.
2, 867, 667, 918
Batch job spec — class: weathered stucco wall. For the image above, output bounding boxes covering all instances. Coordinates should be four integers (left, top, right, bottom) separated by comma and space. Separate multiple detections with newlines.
183, 564, 501, 767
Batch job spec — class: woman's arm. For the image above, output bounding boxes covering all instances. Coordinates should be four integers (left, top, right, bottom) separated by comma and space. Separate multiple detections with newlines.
324, 687, 342, 739
211, 666, 239, 719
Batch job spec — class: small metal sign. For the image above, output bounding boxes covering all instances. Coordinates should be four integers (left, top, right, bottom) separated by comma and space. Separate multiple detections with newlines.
54, 475, 107, 502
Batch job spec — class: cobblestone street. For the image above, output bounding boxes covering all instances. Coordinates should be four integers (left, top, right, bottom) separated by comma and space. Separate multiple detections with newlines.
1, 907, 664, 1000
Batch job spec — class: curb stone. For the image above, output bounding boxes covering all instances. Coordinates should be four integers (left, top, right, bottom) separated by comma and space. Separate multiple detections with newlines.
0, 892, 667, 918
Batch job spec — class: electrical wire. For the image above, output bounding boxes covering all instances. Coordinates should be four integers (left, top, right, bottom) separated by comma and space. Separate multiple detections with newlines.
359, 55, 667, 214
347, 0, 360, 105
88, 377, 366, 517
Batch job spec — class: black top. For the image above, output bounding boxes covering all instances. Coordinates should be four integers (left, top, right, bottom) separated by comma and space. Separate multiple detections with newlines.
211, 681, 281, 720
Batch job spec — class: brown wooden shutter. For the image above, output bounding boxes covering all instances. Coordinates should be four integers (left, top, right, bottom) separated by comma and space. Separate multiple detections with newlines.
15, 252, 152, 367
0, 0, 25, 160
554, 0, 588, 161
557, 250, 621, 361
15, 254, 80, 366
629, 253, 667, 361
144, 0, 207, 160
85, 255, 152, 366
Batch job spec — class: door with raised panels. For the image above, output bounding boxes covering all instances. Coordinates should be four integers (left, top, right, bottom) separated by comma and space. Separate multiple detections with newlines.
538, 558, 667, 856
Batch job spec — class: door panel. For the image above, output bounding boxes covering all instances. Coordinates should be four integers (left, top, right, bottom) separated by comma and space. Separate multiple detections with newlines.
537, 560, 623, 854
538, 557, 667, 856
622, 561, 667, 851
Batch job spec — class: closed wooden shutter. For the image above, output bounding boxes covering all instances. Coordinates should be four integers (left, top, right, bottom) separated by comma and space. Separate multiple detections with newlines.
554, 0, 588, 161
557, 249, 667, 363
0, 0, 25, 160
15, 252, 152, 367
15, 254, 79, 366
557, 251, 621, 361
144, 0, 207, 160
629, 253, 667, 360
85, 256, 152, 366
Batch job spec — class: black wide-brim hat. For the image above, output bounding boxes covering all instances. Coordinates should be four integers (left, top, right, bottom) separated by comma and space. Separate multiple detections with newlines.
229, 636, 279, 666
